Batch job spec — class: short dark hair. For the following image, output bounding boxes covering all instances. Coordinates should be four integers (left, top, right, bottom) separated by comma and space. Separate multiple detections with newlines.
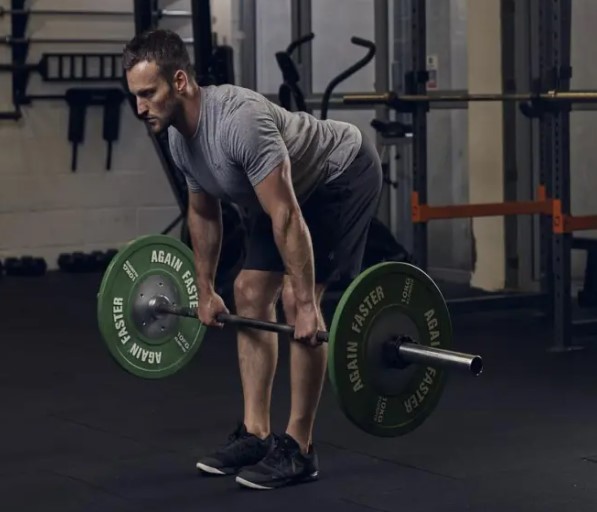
122, 29, 195, 83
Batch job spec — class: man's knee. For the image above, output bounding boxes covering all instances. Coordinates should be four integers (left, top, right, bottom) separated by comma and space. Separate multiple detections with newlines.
234, 270, 281, 315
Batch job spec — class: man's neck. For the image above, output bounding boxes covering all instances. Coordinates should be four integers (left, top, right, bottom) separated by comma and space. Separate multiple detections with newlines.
175, 85, 202, 139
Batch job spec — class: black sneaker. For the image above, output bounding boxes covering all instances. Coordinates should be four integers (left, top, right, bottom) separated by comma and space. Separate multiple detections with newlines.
235, 433, 319, 490
196, 423, 273, 476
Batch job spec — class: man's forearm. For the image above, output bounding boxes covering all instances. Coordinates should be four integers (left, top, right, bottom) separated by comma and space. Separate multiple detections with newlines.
187, 209, 222, 295
272, 208, 316, 307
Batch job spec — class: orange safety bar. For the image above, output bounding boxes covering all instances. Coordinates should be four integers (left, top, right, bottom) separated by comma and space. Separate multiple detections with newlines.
411, 186, 551, 222
552, 200, 597, 233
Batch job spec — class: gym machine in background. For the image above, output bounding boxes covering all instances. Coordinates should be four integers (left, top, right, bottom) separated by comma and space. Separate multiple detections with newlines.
348, 0, 596, 353
245, 0, 597, 352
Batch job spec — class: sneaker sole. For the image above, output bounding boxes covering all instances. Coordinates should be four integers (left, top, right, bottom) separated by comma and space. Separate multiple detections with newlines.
235, 477, 273, 490
196, 462, 233, 476
235, 471, 319, 490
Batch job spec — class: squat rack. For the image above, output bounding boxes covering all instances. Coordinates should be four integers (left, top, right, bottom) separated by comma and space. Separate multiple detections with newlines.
362, 0, 597, 352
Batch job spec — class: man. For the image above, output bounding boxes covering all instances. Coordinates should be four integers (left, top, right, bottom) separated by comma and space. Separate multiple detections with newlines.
123, 29, 382, 490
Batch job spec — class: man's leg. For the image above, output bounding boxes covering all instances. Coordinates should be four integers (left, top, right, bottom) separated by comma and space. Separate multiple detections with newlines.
281, 276, 328, 453
195, 269, 283, 476
234, 275, 324, 490
233, 269, 284, 438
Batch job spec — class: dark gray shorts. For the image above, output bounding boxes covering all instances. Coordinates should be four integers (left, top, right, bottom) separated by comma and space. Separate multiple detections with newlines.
242, 130, 383, 285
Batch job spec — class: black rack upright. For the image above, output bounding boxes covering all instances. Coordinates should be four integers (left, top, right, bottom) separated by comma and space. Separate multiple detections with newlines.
408, 0, 428, 270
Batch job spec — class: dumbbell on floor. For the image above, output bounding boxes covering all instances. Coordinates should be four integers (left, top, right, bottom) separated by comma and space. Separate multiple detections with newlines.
57, 249, 118, 273
3, 256, 47, 276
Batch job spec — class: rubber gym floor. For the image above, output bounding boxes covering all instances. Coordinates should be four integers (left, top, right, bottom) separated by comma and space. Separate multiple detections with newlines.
3, 270, 597, 512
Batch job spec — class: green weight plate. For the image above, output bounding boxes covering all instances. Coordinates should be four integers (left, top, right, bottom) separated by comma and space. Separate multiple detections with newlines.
328, 261, 452, 437
97, 235, 205, 379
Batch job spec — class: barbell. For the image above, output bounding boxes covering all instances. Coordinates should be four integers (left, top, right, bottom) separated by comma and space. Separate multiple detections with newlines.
343, 90, 597, 108
97, 235, 483, 438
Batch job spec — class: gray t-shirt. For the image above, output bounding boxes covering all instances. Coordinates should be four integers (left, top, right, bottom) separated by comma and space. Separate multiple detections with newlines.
168, 84, 362, 210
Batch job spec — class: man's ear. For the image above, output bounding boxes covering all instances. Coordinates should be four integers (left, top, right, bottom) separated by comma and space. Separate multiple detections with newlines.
173, 70, 188, 93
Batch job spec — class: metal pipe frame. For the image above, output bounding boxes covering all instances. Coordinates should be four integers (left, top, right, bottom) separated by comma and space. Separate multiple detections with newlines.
391, 0, 416, 254
190, 0, 214, 85
0, 36, 194, 45
544, 0, 576, 353
515, 0, 540, 293
502, 0, 522, 290
374, 0, 392, 231
291, 0, 312, 101
236, 0, 256, 90
133, 0, 155, 34
0, 7, 191, 18
409, 0, 428, 271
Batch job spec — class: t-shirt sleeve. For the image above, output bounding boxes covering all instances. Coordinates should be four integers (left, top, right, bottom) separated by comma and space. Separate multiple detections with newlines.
224, 100, 288, 186
168, 132, 203, 193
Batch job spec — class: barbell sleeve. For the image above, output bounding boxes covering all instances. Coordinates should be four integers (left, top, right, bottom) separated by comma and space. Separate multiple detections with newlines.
149, 295, 482, 374
394, 342, 483, 376
343, 92, 396, 105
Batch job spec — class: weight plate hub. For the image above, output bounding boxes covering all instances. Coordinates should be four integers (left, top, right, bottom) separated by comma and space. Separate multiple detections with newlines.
97, 235, 206, 379
327, 261, 452, 437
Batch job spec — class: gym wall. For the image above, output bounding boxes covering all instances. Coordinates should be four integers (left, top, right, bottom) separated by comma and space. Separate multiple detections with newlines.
0, 0, 190, 269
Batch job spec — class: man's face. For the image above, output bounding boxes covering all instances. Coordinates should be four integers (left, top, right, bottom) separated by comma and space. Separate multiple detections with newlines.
126, 60, 179, 133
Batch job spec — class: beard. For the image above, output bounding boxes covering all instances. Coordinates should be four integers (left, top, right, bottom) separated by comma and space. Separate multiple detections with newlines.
148, 95, 182, 135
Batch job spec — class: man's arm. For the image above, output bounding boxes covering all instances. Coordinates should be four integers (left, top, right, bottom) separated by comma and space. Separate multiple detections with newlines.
253, 157, 316, 309
187, 189, 223, 295
223, 99, 317, 311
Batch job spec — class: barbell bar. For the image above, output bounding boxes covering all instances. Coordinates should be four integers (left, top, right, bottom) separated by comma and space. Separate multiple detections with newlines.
97, 234, 484, 438
343, 90, 597, 107
148, 295, 482, 376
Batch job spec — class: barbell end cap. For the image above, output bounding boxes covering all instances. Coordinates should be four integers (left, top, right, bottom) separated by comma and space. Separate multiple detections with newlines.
470, 356, 483, 376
